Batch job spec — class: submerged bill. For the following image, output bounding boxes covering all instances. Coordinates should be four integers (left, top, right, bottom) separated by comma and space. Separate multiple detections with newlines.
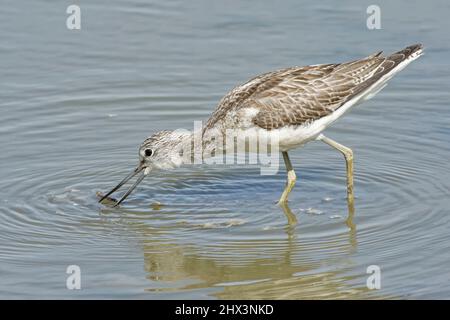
96, 191, 119, 206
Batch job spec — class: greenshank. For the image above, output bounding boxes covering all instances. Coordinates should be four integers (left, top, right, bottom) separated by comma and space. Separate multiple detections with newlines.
99, 44, 423, 207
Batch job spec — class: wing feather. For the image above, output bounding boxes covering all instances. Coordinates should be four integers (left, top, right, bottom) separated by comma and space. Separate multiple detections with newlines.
204, 44, 423, 131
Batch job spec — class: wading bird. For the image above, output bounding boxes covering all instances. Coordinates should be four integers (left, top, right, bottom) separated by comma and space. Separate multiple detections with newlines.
99, 44, 423, 208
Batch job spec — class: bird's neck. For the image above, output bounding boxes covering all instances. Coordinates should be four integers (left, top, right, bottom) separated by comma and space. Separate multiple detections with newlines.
173, 128, 218, 166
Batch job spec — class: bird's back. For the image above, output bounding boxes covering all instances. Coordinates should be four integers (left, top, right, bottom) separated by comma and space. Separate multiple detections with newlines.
204, 44, 423, 135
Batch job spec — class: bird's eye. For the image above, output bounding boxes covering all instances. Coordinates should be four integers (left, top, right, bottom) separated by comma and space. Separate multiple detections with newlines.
145, 149, 153, 157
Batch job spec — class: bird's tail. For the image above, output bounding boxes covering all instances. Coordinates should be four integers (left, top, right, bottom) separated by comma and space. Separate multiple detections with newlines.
356, 44, 424, 102
384, 43, 424, 70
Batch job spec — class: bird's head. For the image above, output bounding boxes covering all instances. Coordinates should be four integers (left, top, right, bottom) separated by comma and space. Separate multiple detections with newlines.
99, 130, 192, 206
139, 130, 191, 170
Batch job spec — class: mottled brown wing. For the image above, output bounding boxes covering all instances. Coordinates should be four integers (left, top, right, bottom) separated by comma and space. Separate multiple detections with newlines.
251, 44, 423, 130
249, 57, 387, 130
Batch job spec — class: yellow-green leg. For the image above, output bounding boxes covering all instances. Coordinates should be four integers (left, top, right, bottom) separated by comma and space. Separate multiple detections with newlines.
279, 201, 298, 226
317, 134, 354, 207
278, 151, 297, 205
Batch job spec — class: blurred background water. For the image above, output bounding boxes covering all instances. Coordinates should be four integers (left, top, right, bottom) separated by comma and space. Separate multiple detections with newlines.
1, 0, 450, 299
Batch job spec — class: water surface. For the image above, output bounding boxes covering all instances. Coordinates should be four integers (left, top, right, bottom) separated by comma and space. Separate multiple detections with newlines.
1, 0, 450, 299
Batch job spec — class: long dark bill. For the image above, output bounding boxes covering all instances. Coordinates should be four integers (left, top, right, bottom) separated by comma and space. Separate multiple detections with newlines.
98, 166, 143, 203
114, 172, 146, 207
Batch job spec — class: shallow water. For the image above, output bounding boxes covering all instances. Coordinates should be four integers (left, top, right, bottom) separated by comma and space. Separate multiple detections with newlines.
1, 0, 450, 299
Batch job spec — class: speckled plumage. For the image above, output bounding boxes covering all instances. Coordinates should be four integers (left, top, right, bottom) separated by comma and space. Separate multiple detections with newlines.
204, 44, 423, 134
